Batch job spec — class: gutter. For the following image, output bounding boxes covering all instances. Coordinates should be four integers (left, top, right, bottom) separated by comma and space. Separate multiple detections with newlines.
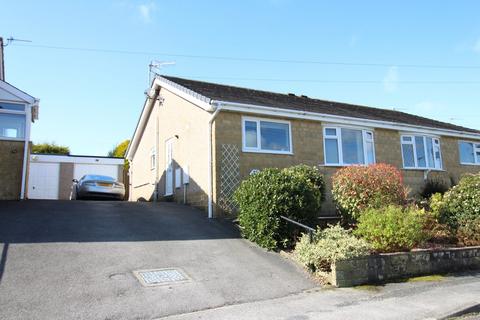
216, 100, 480, 140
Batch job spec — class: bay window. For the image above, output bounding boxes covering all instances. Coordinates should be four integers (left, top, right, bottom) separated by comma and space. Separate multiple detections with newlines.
401, 135, 442, 169
323, 127, 375, 165
242, 117, 292, 154
459, 141, 480, 165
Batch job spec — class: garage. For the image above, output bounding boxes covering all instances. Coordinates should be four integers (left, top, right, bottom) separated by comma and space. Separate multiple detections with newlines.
28, 154, 124, 200
28, 162, 60, 199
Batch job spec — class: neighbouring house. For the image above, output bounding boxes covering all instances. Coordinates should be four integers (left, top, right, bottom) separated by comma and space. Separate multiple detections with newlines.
126, 75, 480, 217
28, 154, 125, 200
0, 39, 39, 200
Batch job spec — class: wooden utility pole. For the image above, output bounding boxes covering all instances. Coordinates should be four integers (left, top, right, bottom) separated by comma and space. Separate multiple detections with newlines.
0, 37, 4, 81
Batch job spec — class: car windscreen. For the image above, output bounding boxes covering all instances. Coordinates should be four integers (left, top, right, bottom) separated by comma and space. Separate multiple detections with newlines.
82, 175, 116, 182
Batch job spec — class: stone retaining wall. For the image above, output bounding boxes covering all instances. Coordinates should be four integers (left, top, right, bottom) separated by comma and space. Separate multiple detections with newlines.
332, 246, 480, 287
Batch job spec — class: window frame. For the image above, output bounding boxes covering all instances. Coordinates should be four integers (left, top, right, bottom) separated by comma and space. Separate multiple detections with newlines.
401, 134, 443, 170
241, 116, 293, 155
458, 140, 480, 165
322, 125, 376, 166
0, 100, 27, 141
150, 147, 156, 170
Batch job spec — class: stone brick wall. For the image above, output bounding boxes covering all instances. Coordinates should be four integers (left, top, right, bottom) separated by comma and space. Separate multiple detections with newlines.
213, 111, 480, 216
0, 140, 25, 200
332, 246, 480, 287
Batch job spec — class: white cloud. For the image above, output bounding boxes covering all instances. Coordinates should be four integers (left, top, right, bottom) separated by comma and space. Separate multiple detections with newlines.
474, 38, 480, 54
383, 66, 399, 93
138, 2, 156, 23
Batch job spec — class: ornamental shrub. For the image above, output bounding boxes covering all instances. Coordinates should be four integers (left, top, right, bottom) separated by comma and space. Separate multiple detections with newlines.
355, 205, 428, 252
295, 225, 371, 272
234, 165, 325, 250
456, 216, 480, 246
331, 163, 408, 223
434, 173, 480, 231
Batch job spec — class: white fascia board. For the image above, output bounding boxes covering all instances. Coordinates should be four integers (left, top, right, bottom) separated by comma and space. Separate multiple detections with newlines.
30, 154, 124, 165
0, 80, 36, 104
125, 93, 155, 161
213, 100, 480, 140
154, 77, 214, 112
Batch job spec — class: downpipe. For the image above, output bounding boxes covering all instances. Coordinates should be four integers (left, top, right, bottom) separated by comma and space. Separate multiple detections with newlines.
207, 104, 222, 219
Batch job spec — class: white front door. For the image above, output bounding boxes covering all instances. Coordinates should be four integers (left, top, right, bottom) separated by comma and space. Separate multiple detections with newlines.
165, 139, 174, 195
28, 163, 60, 199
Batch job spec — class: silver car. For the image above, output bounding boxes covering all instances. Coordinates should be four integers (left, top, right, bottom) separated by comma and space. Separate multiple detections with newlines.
71, 175, 125, 200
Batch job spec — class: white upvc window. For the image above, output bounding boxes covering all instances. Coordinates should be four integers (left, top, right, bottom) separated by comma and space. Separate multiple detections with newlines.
242, 117, 292, 154
459, 141, 480, 165
401, 135, 442, 170
150, 147, 156, 170
323, 126, 375, 166
0, 101, 26, 140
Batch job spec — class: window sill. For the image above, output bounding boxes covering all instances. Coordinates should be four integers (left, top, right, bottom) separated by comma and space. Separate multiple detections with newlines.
402, 167, 445, 172
320, 163, 370, 167
0, 137, 25, 141
242, 148, 293, 155
460, 162, 480, 166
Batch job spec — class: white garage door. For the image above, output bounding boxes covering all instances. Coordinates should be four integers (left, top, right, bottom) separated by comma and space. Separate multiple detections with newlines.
74, 164, 119, 181
28, 163, 60, 199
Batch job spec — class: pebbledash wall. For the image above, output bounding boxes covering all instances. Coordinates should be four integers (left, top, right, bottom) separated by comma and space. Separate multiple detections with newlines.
0, 140, 27, 200
213, 111, 480, 215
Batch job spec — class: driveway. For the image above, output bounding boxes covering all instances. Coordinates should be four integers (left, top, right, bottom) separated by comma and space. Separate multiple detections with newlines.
0, 200, 315, 320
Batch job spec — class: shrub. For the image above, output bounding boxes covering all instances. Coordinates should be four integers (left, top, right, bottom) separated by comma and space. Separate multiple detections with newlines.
295, 225, 371, 272
234, 165, 325, 250
108, 139, 130, 158
32, 142, 70, 155
429, 193, 444, 217
434, 173, 480, 231
355, 205, 428, 252
456, 216, 480, 246
331, 163, 408, 223
419, 177, 450, 199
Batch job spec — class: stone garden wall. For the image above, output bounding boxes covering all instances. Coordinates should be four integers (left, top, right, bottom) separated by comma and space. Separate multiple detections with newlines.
332, 246, 480, 287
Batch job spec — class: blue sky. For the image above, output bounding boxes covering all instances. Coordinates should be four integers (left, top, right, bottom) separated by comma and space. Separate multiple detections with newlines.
1, 0, 479, 155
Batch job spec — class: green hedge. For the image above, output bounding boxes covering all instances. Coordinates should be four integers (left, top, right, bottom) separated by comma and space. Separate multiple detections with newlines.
434, 173, 480, 230
234, 165, 325, 250
431, 173, 480, 246
355, 205, 428, 252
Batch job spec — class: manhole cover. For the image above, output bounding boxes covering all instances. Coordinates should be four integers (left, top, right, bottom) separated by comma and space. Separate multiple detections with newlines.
133, 268, 190, 287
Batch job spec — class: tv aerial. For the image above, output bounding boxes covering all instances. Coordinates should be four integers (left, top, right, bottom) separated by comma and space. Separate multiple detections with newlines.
148, 60, 175, 85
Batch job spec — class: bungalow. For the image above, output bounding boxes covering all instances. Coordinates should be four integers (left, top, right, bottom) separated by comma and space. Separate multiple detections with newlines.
126, 75, 480, 217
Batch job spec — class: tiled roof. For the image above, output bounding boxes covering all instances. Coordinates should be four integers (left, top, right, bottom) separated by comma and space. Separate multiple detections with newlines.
162, 75, 479, 134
